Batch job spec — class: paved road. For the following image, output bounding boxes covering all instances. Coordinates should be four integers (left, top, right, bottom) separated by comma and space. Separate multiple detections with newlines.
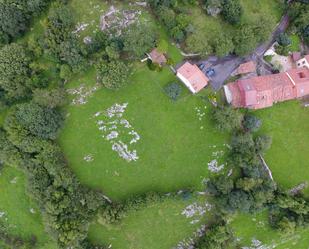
192, 13, 290, 91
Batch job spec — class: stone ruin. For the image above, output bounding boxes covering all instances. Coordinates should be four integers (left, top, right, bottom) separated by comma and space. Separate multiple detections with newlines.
100, 6, 141, 36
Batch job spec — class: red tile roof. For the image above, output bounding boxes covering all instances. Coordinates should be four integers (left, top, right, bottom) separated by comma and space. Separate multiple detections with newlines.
291, 52, 301, 62
226, 67, 309, 109
236, 61, 256, 75
149, 48, 167, 65
177, 62, 209, 93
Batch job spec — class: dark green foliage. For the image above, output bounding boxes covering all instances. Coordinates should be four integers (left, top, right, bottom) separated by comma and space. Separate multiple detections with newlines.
164, 82, 182, 101
255, 135, 272, 154
6, 103, 63, 140
59, 37, 88, 73
0, 43, 33, 101
243, 114, 262, 132
277, 32, 292, 46
0, 0, 50, 44
269, 192, 309, 234
195, 219, 236, 249
149, 2, 191, 42
288, 2, 309, 45
33, 88, 67, 108
44, 1, 75, 54
212, 105, 243, 132
233, 24, 257, 56
221, 0, 243, 25
96, 60, 131, 90
123, 23, 157, 58
0, 223, 37, 249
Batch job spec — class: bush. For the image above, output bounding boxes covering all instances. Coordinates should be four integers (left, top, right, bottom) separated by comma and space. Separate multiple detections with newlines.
96, 60, 131, 90
243, 114, 262, 132
212, 105, 243, 132
221, 0, 243, 25
164, 82, 182, 101
277, 32, 292, 46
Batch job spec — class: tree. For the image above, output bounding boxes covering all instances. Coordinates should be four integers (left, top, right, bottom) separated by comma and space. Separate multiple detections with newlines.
33, 88, 67, 108
0, 3, 28, 44
164, 82, 182, 101
0, 43, 33, 101
185, 31, 212, 56
6, 103, 63, 140
203, 0, 222, 16
96, 60, 131, 90
212, 105, 243, 132
277, 32, 292, 46
221, 0, 243, 25
255, 135, 272, 154
243, 114, 262, 132
123, 23, 157, 58
213, 33, 234, 57
233, 24, 257, 56
195, 221, 236, 249
59, 38, 88, 73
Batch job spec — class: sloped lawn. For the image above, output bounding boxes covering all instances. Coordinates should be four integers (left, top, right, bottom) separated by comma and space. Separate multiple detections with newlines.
255, 101, 309, 195
231, 212, 309, 248
88, 196, 209, 249
59, 64, 228, 200
0, 166, 57, 249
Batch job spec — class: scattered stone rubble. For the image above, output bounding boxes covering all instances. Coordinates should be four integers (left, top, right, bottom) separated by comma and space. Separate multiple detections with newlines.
94, 103, 141, 162
174, 225, 207, 249
100, 6, 141, 36
83, 154, 94, 162
242, 238, 275, 249
67, 83, 100, 105
182, 202, 212, 225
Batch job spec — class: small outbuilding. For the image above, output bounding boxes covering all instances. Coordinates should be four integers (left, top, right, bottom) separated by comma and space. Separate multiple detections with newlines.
296, 55, 309, 69
147, 48, 167, 66
176, 62, 209, 94
235, 61, 256, 76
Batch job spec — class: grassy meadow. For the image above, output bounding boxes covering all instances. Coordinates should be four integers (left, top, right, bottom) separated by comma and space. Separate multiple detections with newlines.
1, 0, 309, 249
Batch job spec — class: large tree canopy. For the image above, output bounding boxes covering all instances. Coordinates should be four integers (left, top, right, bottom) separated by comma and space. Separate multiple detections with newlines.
0, 43, 33, 100
6, 102, 63, 140
123, 23, 157, 58
0, 0, 50, 44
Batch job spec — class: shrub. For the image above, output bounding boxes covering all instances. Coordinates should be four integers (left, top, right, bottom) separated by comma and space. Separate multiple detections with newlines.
243, 114, 262, 132
96, 60, 131, 90
221, 0, 243, 25
164, 82, 182, 101
212, 105, 243, 132
277, 32, 292, 46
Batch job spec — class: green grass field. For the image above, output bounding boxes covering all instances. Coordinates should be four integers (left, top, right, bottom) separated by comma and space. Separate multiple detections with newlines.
89, 195, 209, 249
231, 211, 309, 248
59, 64, 228, 200
256, 101, 309, 195
0, 166, 57, 249
2, 1, 309, 249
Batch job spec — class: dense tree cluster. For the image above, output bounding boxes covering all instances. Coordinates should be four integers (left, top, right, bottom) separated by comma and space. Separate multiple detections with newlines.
269, 192, 309, 234
288, 1, 309, 45
209, 108, 276, 213
147, 0, 192, 42
0, 43, 44, 102
0, 0, 51, 44
195, 219, 237, 249
96, 60, 131, 90
151, 0, 275, 56
0, 223, 37, 249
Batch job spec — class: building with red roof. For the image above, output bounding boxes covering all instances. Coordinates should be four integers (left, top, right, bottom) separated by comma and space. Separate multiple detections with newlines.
176, 62, 209, 94
235, 61, 256, 76
224, 67, 309, 109
296, 55, 309, 69
148, 48, 167, 66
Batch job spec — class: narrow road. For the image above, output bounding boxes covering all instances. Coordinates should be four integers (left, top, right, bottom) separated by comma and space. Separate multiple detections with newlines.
190, 12, 290, 91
